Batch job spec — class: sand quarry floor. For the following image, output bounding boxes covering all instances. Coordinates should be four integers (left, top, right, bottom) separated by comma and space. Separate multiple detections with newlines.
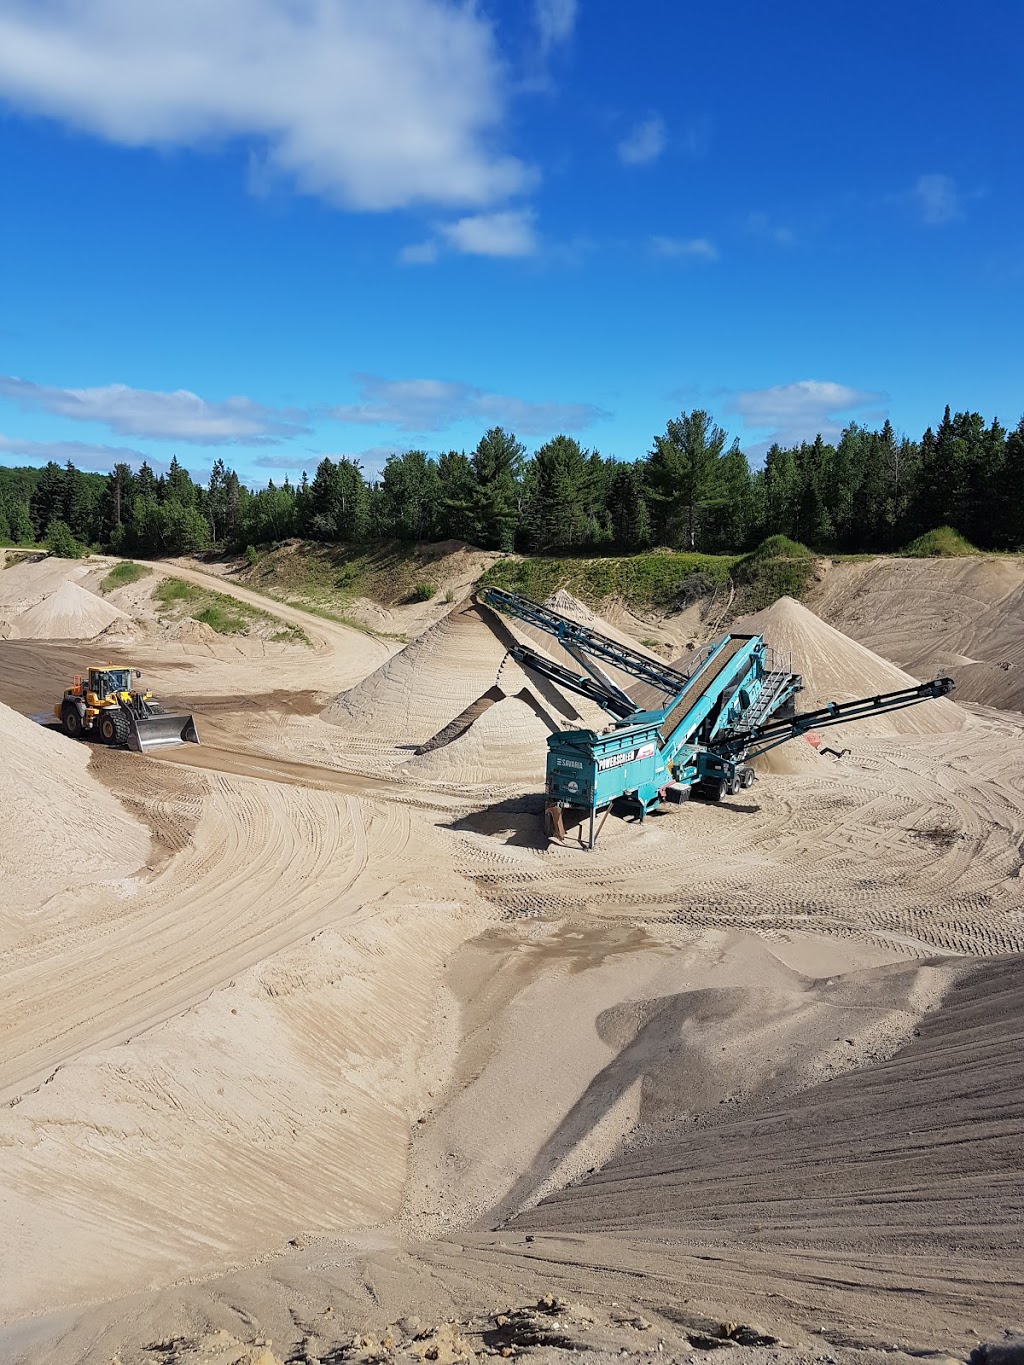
0, 550, 1023, 1365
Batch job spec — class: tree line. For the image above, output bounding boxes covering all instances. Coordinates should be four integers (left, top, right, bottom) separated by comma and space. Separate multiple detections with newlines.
2, 404, 1023, 559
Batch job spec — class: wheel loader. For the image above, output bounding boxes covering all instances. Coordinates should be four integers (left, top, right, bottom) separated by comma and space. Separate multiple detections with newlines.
55, 665, 200, 752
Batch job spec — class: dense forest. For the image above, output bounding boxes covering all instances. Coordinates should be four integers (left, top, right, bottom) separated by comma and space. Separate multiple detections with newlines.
2, 404, 1023, 558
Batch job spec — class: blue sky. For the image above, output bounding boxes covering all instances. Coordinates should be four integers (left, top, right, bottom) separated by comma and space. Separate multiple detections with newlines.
0, 0, 1020, 486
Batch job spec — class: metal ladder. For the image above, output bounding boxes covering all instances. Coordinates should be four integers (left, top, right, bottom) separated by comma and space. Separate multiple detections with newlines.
740, 666, 793, 731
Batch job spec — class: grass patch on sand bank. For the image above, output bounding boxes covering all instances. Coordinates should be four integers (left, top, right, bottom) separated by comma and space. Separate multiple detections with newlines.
731, 536, 817, 612
903, 526, 979, 557
480, 551, 736, 610
153, 577, 309, 644
100, 561, 152, 593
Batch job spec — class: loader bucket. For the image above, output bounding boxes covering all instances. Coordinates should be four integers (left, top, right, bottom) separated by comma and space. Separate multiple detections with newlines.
127, 712, 200, 753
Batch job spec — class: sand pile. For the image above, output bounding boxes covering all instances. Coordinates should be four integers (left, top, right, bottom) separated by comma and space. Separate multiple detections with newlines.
739, 596, 964, 748
0, 555, 92, 612
324, 599, 597, 746
810, 555, 1024, 710
0, 701, 150, 915
10, 579, 130, 641
403, 692, 554, 786
518, 955, 1023, 1274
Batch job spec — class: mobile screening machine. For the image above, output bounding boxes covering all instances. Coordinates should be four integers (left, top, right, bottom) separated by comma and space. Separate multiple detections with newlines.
55, 665, 200, 752
479, 588, 953, 847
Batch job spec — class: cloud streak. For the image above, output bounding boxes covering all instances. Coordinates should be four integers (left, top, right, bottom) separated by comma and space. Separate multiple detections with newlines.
0, 0, 531, 212
0, 375, 308, 444
534, 0, 578, 54
332, 375, 608, 436
0, 432, 152, 473
727, 379, 887, 453
618, 116, 667, 166
910, 173, 961, 226
651, 235, 719, 262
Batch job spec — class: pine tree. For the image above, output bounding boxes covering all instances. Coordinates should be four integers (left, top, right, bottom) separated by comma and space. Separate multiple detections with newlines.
378, 451, 441, 541
608, 463, 653, 549
28, 461, 66, 537
166, 455, 196, 507
646, 410, 727, 549
469, 427, 525, 551
435, 451, 477, 542
63, 461, 94, 541
999, 417, 1024, 549
522, 435, 593, 551
702, 441, 754, 551
793, 435, 833, 548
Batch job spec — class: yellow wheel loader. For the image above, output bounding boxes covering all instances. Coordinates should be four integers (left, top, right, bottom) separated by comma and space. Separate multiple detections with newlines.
55, 665, 200, 753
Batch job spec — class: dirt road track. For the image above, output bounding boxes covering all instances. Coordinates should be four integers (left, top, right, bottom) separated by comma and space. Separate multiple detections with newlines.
150, 557, 393, 661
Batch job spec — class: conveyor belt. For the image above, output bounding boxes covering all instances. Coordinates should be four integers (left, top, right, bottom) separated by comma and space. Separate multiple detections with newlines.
659, 636, 753, 743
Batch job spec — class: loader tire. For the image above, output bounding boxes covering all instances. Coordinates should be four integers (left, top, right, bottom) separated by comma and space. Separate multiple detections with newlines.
98, 711, 131, 746
741, 766, 756, 789
61, 702, 84, 739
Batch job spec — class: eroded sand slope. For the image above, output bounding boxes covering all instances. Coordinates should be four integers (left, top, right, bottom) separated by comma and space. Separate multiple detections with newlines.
0, 554, 1022, 1364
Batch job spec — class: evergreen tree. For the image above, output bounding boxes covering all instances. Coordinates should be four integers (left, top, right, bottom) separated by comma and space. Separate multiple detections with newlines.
793, 435, 833, 548
522, 435, 593, 551
101, 463, 136, 541
28, 461, 66, 537
135, 461, 158, 502
435, 451, 477, 542
469, 427, 525, 551
999, 418, 1024, 550
702, 441, 753, 551
378, 450, 441, 541
166, 455, 196, 506
607, 462, 653, 549
760, 443, 799, 538
647, 409, 727, 549
63, 461, 95, 541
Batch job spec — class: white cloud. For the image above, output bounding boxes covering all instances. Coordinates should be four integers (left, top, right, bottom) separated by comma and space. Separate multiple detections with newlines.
0, 374, 308, 444
651, 235, 719, 262
439, 209, 538, 257
0, 432, 152, 472
911, 173, 961, 226
617, 116, 667, 167
534, 0, 578, 54
398, 239, 441, 266
0, 0, 531, 212
746, 211, 796, 246
332, 375, 608, 435
728, 379, 887, 452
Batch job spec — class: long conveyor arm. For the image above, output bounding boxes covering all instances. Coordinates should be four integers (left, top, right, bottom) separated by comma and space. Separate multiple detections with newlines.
713, 677, 956, 759
508, 645, 639, 719
479, 587, 690, 699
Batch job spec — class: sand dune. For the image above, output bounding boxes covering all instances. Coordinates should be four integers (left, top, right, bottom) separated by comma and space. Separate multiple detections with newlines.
324, 598, 603, 747
739, 596, 964, 734
402, 692, 554, 787
810, 555, 1024, 710
9, 577, 131, 640
518, 953, 1023, 1264
0, 701, 150, 917
0, 558, 1022, 1363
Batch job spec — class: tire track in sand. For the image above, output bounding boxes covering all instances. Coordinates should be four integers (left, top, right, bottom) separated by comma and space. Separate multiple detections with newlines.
0, 771, 412, 1103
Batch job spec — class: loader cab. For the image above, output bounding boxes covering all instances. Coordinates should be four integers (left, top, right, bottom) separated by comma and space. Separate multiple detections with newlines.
89, 667, 131, 698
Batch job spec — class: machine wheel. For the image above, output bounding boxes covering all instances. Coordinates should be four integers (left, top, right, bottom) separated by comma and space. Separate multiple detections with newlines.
98, 711, 131, 746
728, 774, 742, 797
61, 701, 84, 739
702, 778, 727, 803
741, 766, 756, 789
